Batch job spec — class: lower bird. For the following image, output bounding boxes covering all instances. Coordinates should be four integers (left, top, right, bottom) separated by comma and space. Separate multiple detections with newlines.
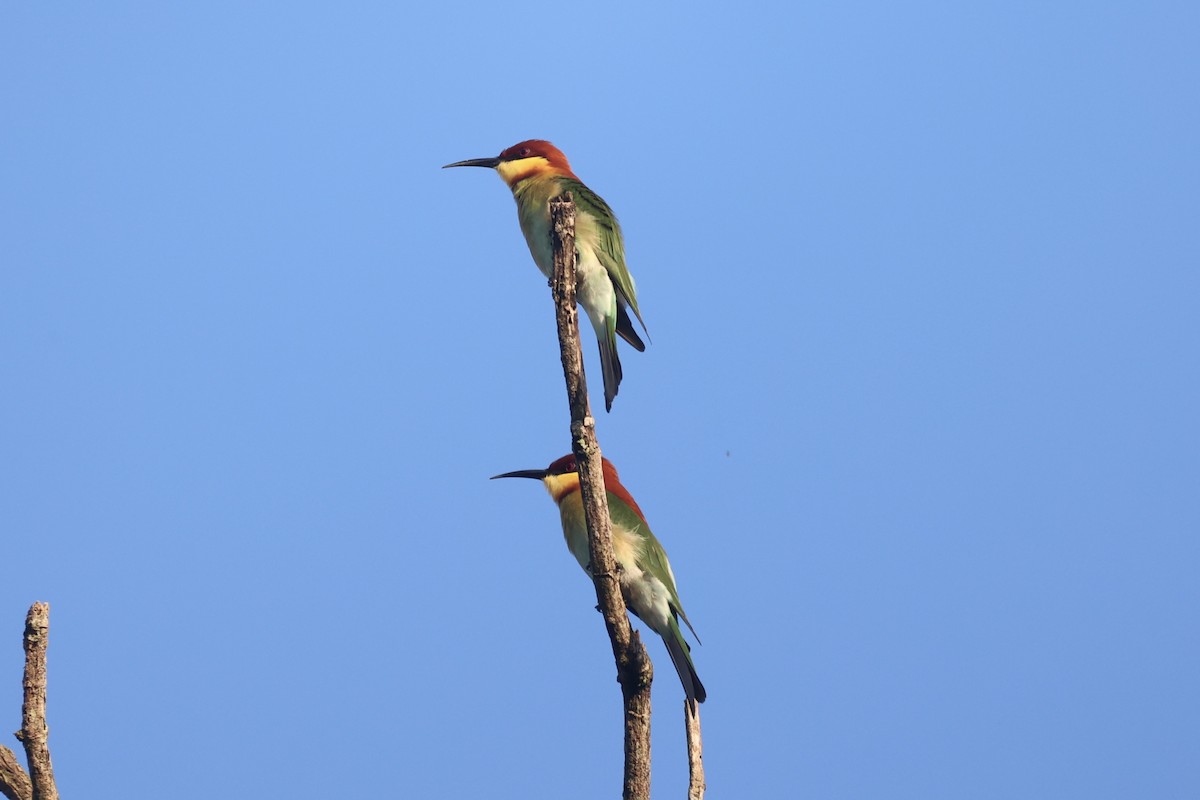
492, 453, 705, 704
443, 140, 647, 412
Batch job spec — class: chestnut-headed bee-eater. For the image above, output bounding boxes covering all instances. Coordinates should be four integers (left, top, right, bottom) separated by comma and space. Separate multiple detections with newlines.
492, 454, 706, 704
444, 140, 647, 412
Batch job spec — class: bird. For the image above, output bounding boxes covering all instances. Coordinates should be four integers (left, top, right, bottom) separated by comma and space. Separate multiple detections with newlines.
492, 453, 705, 704
443, 140, 647, 412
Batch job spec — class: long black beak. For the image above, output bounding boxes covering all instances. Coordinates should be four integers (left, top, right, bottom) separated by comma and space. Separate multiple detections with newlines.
490, 469, 548, 481
443, 157, 501, 169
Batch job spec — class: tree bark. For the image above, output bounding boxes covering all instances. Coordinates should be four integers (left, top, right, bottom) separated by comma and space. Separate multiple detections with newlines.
18, 603, 56, 800
0, 603, 59, 800
685, 701, 705, 799
550, 195, 654, 800
0, 746, 31, 800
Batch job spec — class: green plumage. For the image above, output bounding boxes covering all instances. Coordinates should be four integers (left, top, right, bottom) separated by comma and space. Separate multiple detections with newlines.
443, 140, 650, 410
511, 174, 648, 410
557, 178, 647, 344
570, 487, 706, 704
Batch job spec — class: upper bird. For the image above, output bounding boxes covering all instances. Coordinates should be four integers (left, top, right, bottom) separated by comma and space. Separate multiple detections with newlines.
443, 140, 647, 412
492, 453, 705, 705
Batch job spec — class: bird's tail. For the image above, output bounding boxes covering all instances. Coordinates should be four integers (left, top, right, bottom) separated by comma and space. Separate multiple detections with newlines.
596, 322, 623, 413
663, 616, 706, 704
616, 303, 646, 352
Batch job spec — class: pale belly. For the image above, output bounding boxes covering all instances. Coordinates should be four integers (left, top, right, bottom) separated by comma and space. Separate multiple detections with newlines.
564, 517, 673, 637
520, 210, 615, 332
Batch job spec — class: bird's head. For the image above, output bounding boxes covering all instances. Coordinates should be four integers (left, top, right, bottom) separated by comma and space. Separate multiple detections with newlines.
491, 453, 580, 503
443, 139, 576, 188
491, 453, 644, 518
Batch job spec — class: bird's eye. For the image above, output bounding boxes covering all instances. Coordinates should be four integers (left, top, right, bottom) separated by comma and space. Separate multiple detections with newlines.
519, 147, 531, 157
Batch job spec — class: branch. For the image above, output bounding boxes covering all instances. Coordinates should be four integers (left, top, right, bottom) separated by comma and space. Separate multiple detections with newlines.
685, 701, 705, 799
0, 746, 31, 800
550, 194, 654, 800
15, 604, 56, 800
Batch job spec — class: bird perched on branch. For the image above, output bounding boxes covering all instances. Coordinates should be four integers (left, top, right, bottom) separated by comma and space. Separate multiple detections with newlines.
444, 140, 647, 412
492, 453, 705, 704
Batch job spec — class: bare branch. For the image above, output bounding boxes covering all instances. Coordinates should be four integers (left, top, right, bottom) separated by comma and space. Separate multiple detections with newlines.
685, 701, 705, 799
0, 746, 31, 800
550, 194, 654, 800
16, 604, 57, 800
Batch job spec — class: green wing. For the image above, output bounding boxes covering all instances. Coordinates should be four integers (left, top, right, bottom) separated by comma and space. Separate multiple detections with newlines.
562, 178, 648, 336
607, 493, 700, 642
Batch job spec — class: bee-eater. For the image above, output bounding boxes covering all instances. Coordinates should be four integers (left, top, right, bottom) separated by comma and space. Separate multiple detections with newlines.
492, 454, 705, 704
443, 140, 647, 412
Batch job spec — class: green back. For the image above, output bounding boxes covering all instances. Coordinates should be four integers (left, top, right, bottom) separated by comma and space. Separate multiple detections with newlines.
607, 491, 697, 636
560, 178, 646, 328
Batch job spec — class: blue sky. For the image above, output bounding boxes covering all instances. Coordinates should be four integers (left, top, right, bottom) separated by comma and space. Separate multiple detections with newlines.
2, 2, 1197, 797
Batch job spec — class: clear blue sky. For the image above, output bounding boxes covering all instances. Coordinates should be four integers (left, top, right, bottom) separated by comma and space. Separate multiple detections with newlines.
2, 3, 1197, 797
